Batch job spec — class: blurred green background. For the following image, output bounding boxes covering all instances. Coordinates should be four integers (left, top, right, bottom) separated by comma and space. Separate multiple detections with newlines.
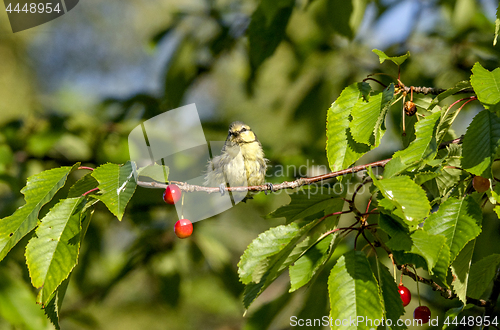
0, 0, 500, 329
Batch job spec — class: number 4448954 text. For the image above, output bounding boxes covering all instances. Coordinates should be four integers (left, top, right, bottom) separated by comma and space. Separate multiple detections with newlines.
444, 316, 498, 327
5, 3, 61, 14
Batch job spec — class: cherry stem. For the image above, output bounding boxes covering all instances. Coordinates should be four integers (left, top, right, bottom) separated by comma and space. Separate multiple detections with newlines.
294, 227, 343, 260
412, 264, 422, 306
449, 95, 477, 111
389, 253, 397, 283
82, 188, 99, 196
361, 230, 376, 255
318, 210, 352, 224
362, 77, 388, 88
79, 166, 94, 171
350, 179, 372, 205
365, 197, 372, 214
181, 191, 185, 219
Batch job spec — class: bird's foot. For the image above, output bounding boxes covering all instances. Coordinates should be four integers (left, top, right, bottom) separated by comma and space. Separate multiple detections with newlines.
264, 183, 274, 195
219, 183, 226, 196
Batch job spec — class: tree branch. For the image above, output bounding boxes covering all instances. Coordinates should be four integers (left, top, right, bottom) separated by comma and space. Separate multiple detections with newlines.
369, 227, 489, 308
137, 158, 391, 192
402, 86, 475, 95
136, 136, 464, 193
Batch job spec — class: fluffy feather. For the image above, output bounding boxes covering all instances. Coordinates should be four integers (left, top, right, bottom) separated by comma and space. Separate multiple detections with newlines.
205, 121, 268, 190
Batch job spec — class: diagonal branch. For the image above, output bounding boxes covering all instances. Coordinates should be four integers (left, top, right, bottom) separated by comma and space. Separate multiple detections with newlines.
138, 158, 391, 192
402, 86, 475, 95
369, 227, 489, 308
137, 136, 464, 193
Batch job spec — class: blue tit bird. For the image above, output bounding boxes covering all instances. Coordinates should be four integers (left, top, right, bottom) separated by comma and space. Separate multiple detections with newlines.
205, 121, 269, 198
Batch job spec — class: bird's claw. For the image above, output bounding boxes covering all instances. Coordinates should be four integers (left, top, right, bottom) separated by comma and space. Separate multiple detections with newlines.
219, 183, 226, 196
265, 183, 274, 195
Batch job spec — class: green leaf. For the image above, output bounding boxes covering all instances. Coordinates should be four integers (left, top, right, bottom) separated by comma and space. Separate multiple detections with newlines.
260, 0, 295, 24
383, 157, 409, 179
392, 250, 427, 270
414, 171, 439, 185
402, 113, 418, 148
377, 198, 408, 227
68, 173, 98, 198
377, 262, 406, 330
42, 275, 71, 330
326, 82, 371, 172
392, 111, 441, 165
314, 0, 353, 38
462, 110, 500, 178
428, 145, 465, 198
467, 254, 500, 299
410, 230, 448, 276
436, 106, 456, 146
450, 240, 475, 304
25, 197, 85, 305
44, 205, 93, 327
372, 49, 410, 66
369, 170, 430, 222
432, 240, 451, 287
378, 213, 409, 237
488, 181, 500, 204
442, 305, 474, 329
350, 84, 394, 146
289, 233, 339, 292
243, 289, 292, 330
163, 37, 198, 109
247, 0, 294, 74
328, 251, 384, 329
137, 164, 169, 183
287, 198, 344, 292
424, 196, 482, 263
239, 222, 308, 307
427, 81, 472, 110
266, 192, 344, 223
92, 161, 137, 220
327, 0, 353, 38
471, 62, 500, 105
240, 194, 344, 308
0, 164, 78, 262
293, 268, 330, 328
378, 209, 413, 251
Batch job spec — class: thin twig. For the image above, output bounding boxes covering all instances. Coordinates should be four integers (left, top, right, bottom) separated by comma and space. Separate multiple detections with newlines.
136, 136, 464, 193
401, 86, 475, 95
78, 166, 95, 171
137, 158, 391, 193
369, 227, 489, 308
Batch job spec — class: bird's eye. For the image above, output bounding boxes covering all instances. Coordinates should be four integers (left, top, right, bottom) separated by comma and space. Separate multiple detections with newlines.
241, 127, 247, 132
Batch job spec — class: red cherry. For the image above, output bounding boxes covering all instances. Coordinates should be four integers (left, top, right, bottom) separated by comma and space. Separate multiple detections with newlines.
174, 219, 193, 238
163, 184, 181, 204
413, 306, 431, 324
398, 285, 411, 307
473, 176, 490, 193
